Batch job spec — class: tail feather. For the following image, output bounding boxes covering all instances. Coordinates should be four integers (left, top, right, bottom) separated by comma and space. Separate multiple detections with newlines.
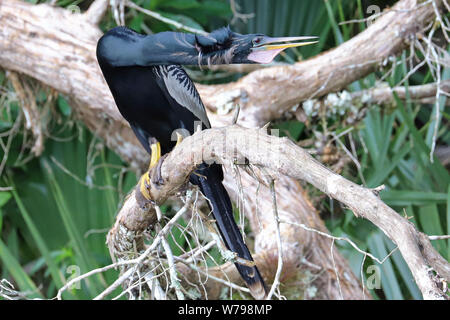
190, 164, 268, 300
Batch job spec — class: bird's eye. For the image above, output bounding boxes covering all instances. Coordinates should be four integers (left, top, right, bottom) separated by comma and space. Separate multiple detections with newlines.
253, 37, 262, 45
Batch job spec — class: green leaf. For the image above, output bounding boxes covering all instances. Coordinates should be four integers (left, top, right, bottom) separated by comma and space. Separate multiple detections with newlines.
367, 232, 403, 300
9, 182, 67, 293
417, 205, 446, 257
275, 121, 304, 141
57, 95, 72, 117
0, 239, 43, 299
160, 12, 204, 32
0, 191, 11, 208
425, 58, 449, 147
160, 0, 200, 10
41, 158, 105, 295
393, 76, 450, 191
381, 190, 447, 206
384, 237, 422, 299
324, 0, 344, 45
166, 217, 187, 256
367, 142, 411, 188
447, 185, 450, 260
129, 14, 144, 33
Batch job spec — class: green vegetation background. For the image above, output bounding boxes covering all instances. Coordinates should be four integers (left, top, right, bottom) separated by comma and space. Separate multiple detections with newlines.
0, 0, 448, 300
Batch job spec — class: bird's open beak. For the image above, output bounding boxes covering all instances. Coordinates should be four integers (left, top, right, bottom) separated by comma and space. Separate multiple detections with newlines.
248, 36, 318, 64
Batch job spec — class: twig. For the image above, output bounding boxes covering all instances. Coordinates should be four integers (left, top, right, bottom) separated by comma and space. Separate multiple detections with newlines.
125, 0, 208, 35
94, 193, 192, 300
351, 80, 450, 106
230, 0, 254, 25
57, 259, 139, 299
178, 240, 217, 263
432, 0, 450, 42
50, 156, 116, 191
161, 234, 184, 299
84, 0, 109, 25
144, 269, 167, 300
330, 239, 343, 299
231, 104, 240, 125
172, 256, 251, 294
429, 235, 450, 240
266, 179, 283, 300
279, 218, 398, 265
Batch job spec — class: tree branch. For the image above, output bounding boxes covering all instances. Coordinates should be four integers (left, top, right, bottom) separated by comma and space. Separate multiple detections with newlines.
351, 80, 450, 106
84, 0, 109, 25
109, 125, 449, 299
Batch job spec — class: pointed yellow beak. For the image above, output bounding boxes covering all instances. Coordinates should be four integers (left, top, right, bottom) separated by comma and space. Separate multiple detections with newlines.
248, 35, 318, 64
258, 41, 319, 51
254, 36, 319, 51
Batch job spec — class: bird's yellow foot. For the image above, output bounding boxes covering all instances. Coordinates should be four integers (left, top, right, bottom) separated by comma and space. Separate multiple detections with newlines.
137, 134, 184, 202
138, 140, 161, 201
174, 131, 184, 148
149, 140, 162, 170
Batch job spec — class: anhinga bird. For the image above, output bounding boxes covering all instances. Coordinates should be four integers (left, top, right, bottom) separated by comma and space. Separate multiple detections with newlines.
96, 26, 317, 300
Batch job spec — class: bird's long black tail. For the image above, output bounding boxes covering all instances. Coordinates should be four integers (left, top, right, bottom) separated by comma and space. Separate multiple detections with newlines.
190, 163, 268, 300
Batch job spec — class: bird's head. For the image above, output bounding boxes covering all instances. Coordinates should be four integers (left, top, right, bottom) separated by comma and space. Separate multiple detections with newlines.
97, 26, 317, 67
193, 27, 318, 65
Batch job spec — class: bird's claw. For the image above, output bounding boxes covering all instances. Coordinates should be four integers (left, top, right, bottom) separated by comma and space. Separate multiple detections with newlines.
151, 153, 168, 186
135, 151, 169, 207
136, 172, 155, 208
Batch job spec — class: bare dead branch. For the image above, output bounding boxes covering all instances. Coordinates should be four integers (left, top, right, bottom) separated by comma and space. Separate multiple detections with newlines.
110, 125, 449, 299
351, 80, 450, 106
7, 71, 44, 156
84, 0, 109, 25
100, 193, 193, 300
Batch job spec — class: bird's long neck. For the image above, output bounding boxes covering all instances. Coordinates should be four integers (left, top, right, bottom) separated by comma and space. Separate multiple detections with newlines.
140, 32, 237, 66
97, 27, 238, 67
139, 32, 200, 66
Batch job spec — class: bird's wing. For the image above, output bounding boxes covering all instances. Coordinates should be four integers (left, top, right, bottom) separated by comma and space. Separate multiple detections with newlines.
154, 65, 211, 129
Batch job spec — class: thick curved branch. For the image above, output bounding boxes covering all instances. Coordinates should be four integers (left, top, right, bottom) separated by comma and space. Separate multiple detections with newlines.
351, 80, 450, 106
111, 125, 449, 299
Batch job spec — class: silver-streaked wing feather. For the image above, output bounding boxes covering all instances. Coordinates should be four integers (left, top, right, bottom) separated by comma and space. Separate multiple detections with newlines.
156, 65, 211, 129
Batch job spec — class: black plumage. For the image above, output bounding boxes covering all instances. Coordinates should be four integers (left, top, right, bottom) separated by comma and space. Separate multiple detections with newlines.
97, 63, 207, 154
97, 26, 316, 299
